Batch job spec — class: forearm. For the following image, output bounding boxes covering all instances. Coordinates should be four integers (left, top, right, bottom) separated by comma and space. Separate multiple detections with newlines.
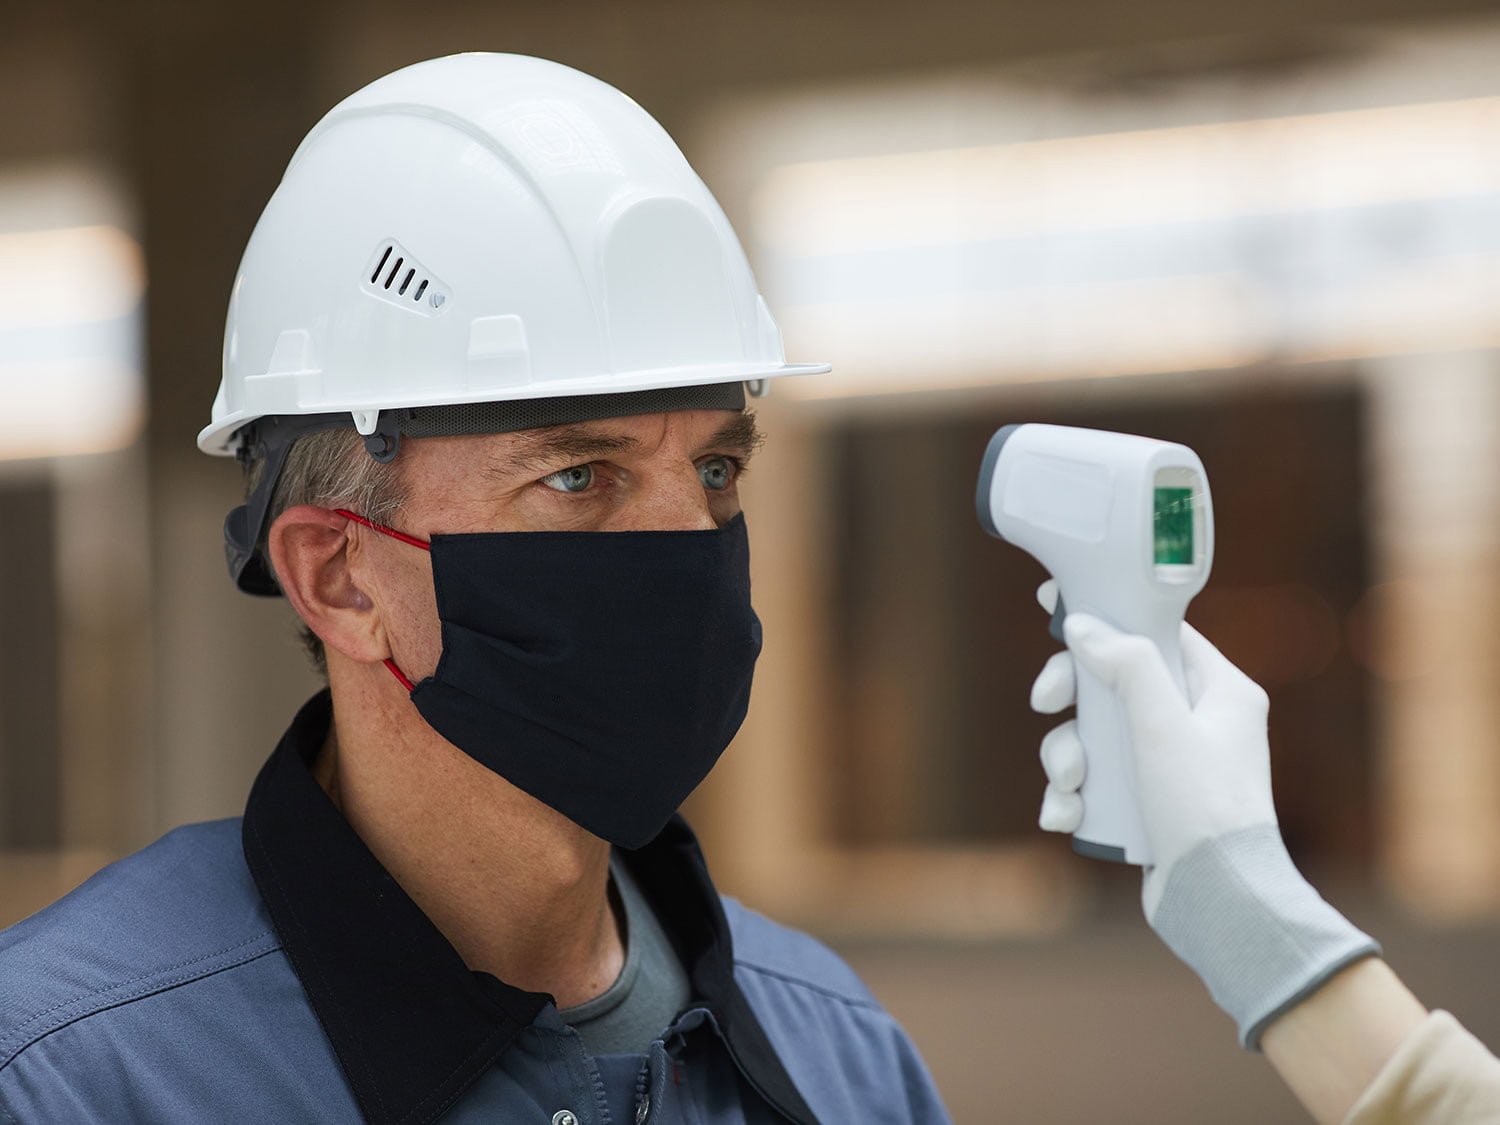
1261, 958, 1427, 1125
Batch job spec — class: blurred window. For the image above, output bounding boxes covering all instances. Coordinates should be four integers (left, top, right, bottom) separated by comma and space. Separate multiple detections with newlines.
826, 380, 1374, 870
0, 161, 144, 462
0, 160, 142, 849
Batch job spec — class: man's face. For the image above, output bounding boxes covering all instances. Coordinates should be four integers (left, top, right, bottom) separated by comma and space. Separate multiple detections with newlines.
397, 407, 760, 535
347, 407, 762, 682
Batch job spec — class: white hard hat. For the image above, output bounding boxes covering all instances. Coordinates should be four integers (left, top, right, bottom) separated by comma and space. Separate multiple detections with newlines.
207, 52, 827, 594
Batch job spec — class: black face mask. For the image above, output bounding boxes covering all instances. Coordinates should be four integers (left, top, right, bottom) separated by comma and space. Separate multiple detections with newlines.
336, 509, 762, 849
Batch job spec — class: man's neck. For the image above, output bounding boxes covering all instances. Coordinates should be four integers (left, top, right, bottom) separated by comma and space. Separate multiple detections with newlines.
317, 663, 625, 1009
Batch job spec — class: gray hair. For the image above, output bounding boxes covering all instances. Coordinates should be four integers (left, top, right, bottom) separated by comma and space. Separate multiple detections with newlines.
245, 428, 409, 675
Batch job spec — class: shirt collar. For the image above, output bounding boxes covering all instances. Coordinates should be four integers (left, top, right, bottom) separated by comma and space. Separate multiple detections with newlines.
241, 689, 815, 1125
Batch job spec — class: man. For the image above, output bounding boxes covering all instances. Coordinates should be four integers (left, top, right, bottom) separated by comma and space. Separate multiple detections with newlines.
0, 54, 947, 1124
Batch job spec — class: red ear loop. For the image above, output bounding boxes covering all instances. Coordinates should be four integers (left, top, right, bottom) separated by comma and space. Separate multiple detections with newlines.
333, 508, 431, 551
382, 659, 416, 692
333, 508, 430, 694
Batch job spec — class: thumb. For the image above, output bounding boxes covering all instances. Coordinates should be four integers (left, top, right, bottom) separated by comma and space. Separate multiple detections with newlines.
1063, 614, 1181, 717
1179, 620, 1270, 723
1177, 621, 1240, 694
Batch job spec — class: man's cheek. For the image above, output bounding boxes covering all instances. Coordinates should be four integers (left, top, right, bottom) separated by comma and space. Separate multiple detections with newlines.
387, 577, 444, 680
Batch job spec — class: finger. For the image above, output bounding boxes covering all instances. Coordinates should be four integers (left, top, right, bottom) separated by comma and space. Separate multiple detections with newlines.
1039, 721, 1085, 791
1030, 651, 1076, 713
1036, 579, 1059, 615
1063, 614, 1182, 714
1039, 785, 1084, 833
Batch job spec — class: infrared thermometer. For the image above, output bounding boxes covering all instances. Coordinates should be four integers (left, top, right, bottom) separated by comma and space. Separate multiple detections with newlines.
975, 424, 1214, 865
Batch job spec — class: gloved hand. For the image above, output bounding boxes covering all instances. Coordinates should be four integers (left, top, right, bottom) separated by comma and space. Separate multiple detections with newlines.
1030, 580, 1379, 1049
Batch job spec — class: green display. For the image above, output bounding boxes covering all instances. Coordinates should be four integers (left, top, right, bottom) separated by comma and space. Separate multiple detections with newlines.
1154, 487, 1195, 564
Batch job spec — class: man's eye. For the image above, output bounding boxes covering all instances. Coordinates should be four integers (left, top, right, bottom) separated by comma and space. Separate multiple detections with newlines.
698, 456, 737, 491
541, 465, 594, 493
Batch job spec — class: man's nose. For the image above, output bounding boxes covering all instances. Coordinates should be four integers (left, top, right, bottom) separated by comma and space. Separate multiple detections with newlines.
612, 469, 720, 532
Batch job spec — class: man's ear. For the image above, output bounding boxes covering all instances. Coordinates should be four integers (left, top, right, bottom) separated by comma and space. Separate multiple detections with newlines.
267, 505, 385, 665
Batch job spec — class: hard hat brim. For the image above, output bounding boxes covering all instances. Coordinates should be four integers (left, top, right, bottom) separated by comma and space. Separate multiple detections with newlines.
197, 362, 830, 456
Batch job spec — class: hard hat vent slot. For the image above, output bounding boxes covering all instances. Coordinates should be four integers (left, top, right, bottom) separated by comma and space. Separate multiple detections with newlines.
362, 240, 449, 316
370, 245, 392, 285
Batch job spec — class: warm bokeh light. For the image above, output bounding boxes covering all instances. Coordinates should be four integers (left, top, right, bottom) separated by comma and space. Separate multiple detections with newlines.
0, 224, 145, 331
752, 95, 1500, 254
0, 174, 145, 460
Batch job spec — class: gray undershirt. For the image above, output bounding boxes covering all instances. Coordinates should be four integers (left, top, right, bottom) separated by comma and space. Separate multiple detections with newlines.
557, 856, 691, 1056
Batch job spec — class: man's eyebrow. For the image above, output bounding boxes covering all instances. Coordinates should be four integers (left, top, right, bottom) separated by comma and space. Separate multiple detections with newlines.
493, 426, 639, 476
487, 410, 765, 478
708, 411, 765, 457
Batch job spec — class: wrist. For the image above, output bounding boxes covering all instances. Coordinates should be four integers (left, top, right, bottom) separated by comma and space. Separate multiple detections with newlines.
1260, 958, 1426, 1125
1149, 824, 1381, 1050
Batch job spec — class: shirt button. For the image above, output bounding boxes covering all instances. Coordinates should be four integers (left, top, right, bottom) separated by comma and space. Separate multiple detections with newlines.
551, 1112, 579, 1125
635, 1096, 651, 1124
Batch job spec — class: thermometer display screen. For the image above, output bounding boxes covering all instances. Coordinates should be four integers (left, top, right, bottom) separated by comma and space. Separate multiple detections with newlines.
1154, 487, 1195, 564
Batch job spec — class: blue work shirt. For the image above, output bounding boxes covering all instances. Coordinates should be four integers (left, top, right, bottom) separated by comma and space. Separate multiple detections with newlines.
0, 691, 950, 1124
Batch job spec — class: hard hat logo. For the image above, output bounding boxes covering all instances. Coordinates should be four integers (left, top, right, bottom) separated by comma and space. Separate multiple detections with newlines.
199, 52, 829, 461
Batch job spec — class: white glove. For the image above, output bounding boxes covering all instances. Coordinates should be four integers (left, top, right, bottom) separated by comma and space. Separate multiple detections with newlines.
1030, 580, 1378, 1048
1030, 579, 1276, 912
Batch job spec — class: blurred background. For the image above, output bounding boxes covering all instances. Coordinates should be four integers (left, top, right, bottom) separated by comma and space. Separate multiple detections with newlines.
6, 1, 1500, 1120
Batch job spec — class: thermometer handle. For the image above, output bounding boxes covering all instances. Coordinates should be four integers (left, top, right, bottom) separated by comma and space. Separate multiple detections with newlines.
1070, 615, 1188, 867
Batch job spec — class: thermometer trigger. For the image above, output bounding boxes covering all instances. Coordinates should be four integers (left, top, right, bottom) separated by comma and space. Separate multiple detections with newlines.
1049, 591, 1069, 644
